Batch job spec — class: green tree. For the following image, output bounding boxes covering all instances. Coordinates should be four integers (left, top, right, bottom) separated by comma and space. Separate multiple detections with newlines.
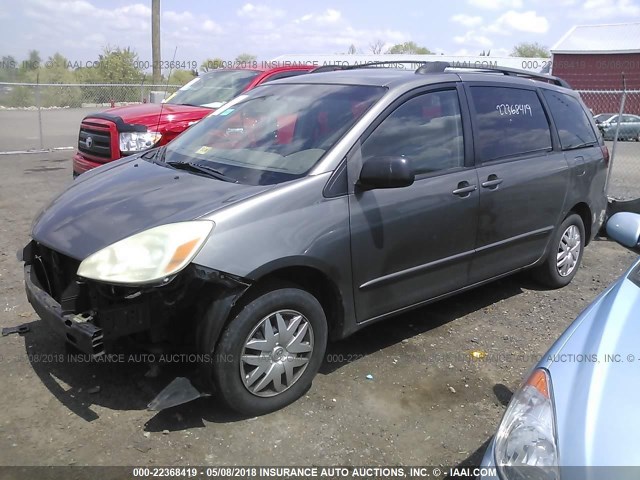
168, 69, 196, 85
0, 55, 18, 82
95, 46, 144, 83
234, 53, 257, 64
386, 41, 432, 54
200, 57, 224, 72
27, 53, 76, 83
26, 50, 41, 70
346, 44, 358, 54
510, 42, 550, 58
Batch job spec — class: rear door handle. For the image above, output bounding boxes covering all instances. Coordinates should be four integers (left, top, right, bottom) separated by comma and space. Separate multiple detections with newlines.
481, 175, 503, 189
452, 182, 477, 197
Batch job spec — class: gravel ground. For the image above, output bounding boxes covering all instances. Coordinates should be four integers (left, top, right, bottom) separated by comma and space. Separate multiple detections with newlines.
0, 151, 637, 470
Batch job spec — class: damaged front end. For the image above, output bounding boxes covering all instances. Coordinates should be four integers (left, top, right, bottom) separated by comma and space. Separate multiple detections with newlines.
22, 240, 250, 358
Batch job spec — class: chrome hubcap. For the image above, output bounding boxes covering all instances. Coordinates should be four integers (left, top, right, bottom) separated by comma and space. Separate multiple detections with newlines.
556, 225, 581, 277
240, 309, 314, 397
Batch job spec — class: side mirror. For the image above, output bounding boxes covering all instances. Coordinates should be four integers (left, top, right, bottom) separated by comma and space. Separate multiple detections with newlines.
606, 212, 640, 253
358, 156, 414, 190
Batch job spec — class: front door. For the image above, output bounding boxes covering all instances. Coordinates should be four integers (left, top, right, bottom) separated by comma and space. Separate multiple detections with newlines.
348, 87, 479, 322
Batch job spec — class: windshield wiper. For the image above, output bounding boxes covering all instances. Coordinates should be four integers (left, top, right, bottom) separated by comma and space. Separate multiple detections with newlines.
141, 146, 165, 164
166, 161, 238, 183
564, 142, 597, 151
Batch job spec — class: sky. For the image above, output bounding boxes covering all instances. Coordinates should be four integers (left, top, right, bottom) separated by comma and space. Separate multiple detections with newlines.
1, 0, 639, 67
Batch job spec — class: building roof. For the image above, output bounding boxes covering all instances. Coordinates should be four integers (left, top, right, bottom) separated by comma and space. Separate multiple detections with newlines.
552, 22, 640, 54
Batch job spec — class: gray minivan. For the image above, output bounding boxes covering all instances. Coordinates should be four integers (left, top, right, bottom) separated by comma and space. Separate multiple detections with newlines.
22, 63, 608, 415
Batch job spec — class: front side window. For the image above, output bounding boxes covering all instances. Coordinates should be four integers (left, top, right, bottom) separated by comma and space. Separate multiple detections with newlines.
165, 70, 261, 107
361, 90, 464, 175
161, 83, 386, 185
470, 86, 552, 162
542, 90, 598, 149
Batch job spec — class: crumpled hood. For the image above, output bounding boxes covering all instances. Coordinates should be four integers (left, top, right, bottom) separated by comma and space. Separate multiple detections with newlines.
542, 258, 640, 466
31, 159, 272, 260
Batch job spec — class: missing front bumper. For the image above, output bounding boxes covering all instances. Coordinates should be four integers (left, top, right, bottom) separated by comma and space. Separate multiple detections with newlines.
24, 264, 105, 356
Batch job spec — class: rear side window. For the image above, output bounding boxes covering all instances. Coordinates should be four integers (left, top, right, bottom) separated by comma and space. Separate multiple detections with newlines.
542, 90, 598, 149
469, 86, 551, 162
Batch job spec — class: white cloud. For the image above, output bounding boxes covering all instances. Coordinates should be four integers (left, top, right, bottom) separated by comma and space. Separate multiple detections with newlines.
454, 30, 493, 47
237, 3, 285, 20
295, 8, 342, 24
451, 14, 483, 27
468, 0, 523, 9
575, 0, 640, 18
488, 10, 550, 33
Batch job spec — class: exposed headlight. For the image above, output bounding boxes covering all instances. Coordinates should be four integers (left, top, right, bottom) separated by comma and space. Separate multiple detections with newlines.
494, 368, 559, 480
77, 221, 214, 285
119, 131, 162, 154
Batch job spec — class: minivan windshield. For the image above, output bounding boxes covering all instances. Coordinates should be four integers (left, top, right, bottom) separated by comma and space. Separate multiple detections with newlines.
161, 83, 386, 185
165, 70, 261, 107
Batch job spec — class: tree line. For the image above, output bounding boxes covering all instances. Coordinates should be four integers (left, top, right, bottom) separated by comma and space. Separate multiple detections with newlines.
0, 42, 549, 107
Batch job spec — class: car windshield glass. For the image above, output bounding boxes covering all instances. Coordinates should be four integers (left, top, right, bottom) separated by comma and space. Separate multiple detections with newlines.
165, 70, 260, 107
162, 83, 386, 185
594, 114, 616, 123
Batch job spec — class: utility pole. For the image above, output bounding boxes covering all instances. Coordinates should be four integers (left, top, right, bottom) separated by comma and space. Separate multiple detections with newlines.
152, 0, 161, 84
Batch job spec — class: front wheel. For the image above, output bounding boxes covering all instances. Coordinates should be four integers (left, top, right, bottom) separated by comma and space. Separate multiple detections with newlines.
210, 286, 327, 416
533, 213, 585, 289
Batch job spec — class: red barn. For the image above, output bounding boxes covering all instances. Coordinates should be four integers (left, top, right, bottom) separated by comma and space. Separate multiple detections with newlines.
551, 22, 640, 115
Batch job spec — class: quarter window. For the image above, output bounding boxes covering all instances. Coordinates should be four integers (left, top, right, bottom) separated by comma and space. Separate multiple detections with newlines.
470, 86, 552, 161
361, 90, 464, 175
542, 90, 598, 149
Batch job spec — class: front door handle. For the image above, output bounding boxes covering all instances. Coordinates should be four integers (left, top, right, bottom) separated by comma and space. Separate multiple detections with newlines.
452, 181, 477, 197
481, 174, 503, 189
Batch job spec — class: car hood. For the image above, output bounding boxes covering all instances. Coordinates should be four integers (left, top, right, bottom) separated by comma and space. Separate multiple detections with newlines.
99, 103, 213, 127
541, 258, 640, 466
31, 159, 273, 260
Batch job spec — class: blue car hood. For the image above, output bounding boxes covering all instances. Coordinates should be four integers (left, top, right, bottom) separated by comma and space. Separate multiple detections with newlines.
542, 258, 640, 466
31, 159, 272, 260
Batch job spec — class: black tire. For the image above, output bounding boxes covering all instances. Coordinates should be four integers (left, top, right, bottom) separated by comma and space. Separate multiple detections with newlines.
209, 286, 327, 416
533, 213, 585, 289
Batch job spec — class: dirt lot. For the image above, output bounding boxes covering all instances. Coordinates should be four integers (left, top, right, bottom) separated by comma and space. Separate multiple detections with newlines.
0, 151, 637, 470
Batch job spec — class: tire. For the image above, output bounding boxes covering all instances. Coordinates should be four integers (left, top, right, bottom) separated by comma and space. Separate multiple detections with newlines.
533, 213, 585, 289
209, 286, 327, 416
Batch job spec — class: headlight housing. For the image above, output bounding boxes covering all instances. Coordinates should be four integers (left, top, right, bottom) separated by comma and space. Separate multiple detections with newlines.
77, 221, 214, 285
494, 368, 559, 480
119, 131, 162, 154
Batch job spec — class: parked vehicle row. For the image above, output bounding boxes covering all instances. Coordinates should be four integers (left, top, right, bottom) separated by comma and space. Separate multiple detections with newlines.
594, 113, 640, 141
72, 66, 314, 176
23, 63, 608, 416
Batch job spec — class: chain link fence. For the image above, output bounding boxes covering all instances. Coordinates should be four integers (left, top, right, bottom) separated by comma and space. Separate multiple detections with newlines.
0, 82, 181, 152
0, 82, 638, 201
576, 89, 640, 201
0, 82, 181, 108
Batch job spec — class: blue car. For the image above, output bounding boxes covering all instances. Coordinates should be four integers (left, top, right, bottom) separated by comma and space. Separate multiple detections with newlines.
481, 212, 640, 479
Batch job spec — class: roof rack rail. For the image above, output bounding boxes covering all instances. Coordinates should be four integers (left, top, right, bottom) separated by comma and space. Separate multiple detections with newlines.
311, 60, 428, 73
415, 62, 571, 88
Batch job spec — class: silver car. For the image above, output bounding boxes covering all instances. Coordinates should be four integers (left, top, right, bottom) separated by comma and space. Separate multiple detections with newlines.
481, 212, 640, 479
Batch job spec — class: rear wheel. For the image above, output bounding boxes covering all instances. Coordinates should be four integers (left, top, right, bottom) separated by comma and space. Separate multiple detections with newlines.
533, 213, 585, 288
210, 286, 327, 416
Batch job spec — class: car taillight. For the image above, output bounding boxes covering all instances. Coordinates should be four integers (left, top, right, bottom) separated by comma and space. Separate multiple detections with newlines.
601, 145, 610, 167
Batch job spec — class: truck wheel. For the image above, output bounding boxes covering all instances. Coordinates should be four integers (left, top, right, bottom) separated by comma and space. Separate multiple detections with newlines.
211, 286, 327, 416
533, 213, 585, 289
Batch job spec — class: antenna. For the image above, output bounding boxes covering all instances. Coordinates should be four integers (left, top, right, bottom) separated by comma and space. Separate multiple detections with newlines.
153, 46, 178, 139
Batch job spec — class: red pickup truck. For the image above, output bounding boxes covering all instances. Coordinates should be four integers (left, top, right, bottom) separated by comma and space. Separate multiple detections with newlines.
73, 65, 314, 176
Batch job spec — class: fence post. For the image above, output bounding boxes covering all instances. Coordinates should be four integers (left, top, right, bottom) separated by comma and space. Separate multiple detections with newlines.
36, 73, 44, 150
604, 73, 627, 197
